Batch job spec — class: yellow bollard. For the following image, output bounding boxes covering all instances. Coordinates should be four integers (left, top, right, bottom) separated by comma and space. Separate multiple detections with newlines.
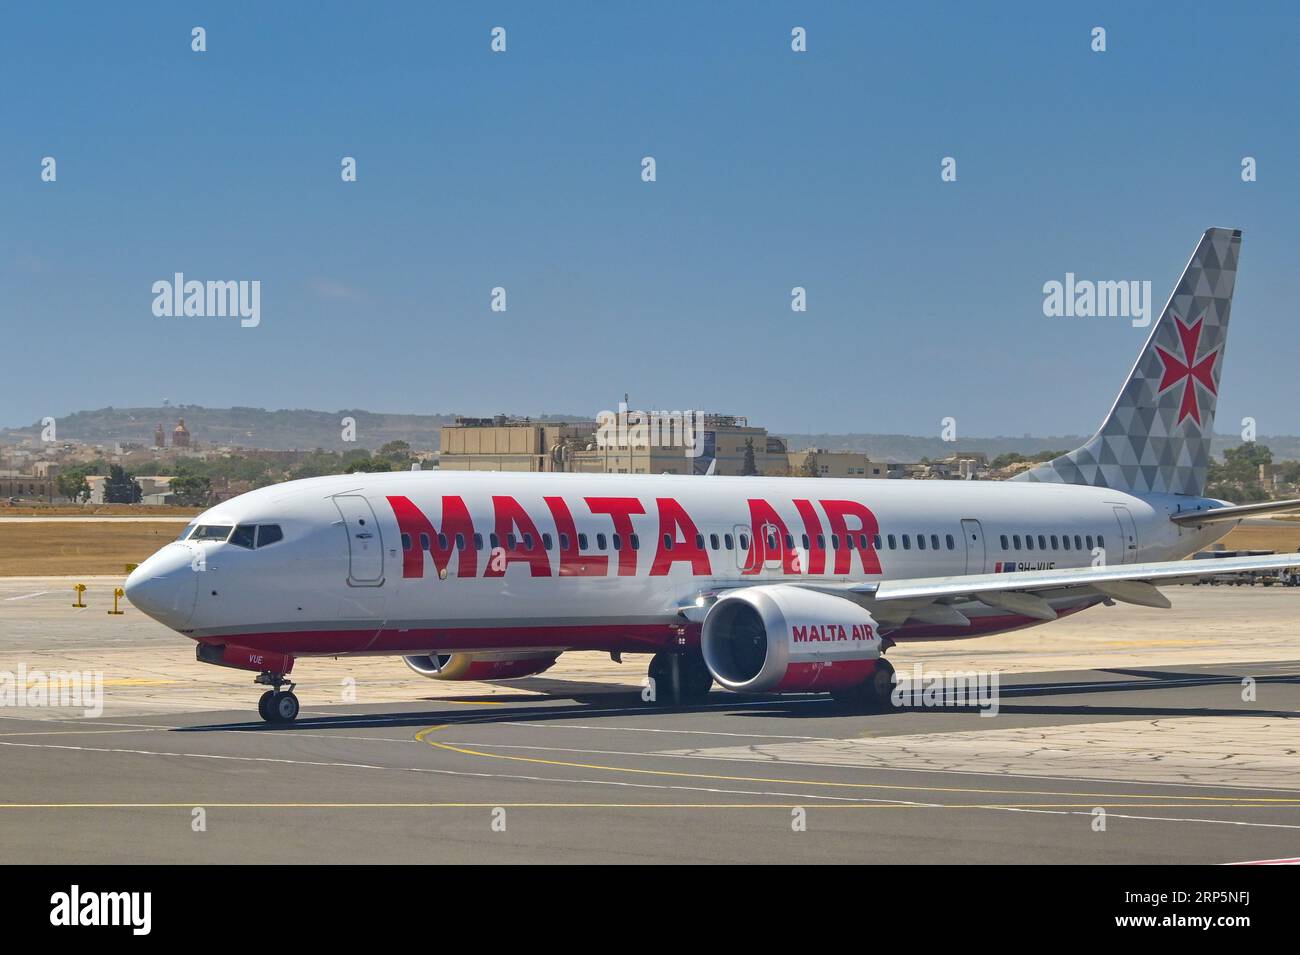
108, 587, 125, 615
72, 583, 86, 608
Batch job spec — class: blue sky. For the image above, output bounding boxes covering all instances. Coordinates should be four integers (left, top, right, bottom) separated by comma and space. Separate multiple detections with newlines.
3, 2, 1298, 438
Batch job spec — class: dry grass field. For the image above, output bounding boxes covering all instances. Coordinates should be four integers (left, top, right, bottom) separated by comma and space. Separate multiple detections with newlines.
2, 516, 1299, 577
0, 522, 186, 576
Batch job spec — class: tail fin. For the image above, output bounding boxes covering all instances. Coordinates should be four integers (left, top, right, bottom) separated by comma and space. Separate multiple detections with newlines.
1014, 227, 1241, 497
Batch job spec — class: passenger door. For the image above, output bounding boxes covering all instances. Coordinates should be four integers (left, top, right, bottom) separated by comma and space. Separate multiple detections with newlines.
961, 519, 986, 575
333, 494, 385, 585
1112, 506, 1139, 564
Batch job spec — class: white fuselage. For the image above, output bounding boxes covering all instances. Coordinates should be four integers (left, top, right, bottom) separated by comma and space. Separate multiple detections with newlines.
124, 471, 1230, 659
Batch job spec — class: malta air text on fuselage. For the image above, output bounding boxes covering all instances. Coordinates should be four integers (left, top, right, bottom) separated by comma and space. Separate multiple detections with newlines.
386, 491, 883, 580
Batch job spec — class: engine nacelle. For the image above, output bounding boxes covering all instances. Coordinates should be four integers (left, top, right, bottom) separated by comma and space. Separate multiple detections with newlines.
700, 585, 883, 693
402, 651, 560, 682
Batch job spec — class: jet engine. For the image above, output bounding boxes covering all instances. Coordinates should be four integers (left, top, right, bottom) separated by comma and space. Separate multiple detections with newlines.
402, 651, 561, 681
700, 585, 883, 693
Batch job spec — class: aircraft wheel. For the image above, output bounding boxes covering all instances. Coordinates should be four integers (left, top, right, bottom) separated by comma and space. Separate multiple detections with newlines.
648, 651, 712, 705
272, 691, 300, 723
832, 657, 896, 712
257, 690, 276, 722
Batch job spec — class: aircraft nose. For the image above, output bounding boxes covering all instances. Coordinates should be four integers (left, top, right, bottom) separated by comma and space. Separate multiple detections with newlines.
125, 545, 199, 628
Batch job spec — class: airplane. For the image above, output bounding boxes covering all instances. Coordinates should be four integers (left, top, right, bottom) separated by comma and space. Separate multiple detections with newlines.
126, 227, 1300, 722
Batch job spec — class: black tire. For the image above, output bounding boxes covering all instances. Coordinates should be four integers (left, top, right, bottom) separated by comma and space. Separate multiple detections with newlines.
832, 658, 896, 712
257, 690, 276, 722
273, 691, 300, 723
647, 651, 713, 705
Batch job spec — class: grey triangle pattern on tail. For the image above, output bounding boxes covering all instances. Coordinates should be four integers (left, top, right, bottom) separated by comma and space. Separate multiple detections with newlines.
1013, 228, 1241, 497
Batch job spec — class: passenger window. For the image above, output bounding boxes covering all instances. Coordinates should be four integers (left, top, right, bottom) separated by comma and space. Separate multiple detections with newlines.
931, 534, 940, 550
946, 534, 955, 550
662, 534, 672, 550
597, 533, 607, 550
696, 534, 706, 550
1062, 535, 1071, 551
1025, 536, 1034, 551
831, 535, 840, 550
578, 533, 588, 550
613, 534, 622, 551
507, 534, 518, 550
1038, 535, 1047, 550
489, 533, 500, 549
542, 533, 552, 550
724, 534, 734, 549
438, 533, 448, 550
887, 534, 896, 549
631, 534, 640, 550
230, 525, 256, 549
1086, 535, 1094, 550
1074, 535, 1082, 550
1097, 534, 1105, 549
522, 533, 533, 550
401, 533, 412, 552
816, 534, 825, 550
420, 533, 431, 551
257, 525, 283, 548
1050, 535, 1058, 549
902, 535, 911, 550
873, 535, 882, 550
1000, 535, 1009, 549
559, 533, 569, 551
710, 534, 720, 550
917, 534, 926, 550
787, 534, 796, 549
1013, 535, 1021, 550
455, 534, 465, 550
846, 535, 855, 550
767, 533, 777, 549
802, 534, 810, 550
859, 534, 868, 549
739, 534, 750, 550
474, 533, 484, 550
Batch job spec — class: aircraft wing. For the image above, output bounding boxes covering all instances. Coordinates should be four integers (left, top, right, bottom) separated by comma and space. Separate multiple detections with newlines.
677, 552, 1300, 627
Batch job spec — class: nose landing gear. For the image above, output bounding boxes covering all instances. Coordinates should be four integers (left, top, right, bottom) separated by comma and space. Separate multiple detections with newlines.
255, 671, 300, 723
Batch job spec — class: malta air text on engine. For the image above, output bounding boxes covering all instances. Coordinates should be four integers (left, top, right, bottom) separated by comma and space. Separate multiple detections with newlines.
791, 623, 876, 642
386, 493, 883, 579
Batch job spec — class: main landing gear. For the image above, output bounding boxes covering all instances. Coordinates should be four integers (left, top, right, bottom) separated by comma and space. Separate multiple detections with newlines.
648, 650, 713, 706
831, 657, 896, 712
255, 671, 300, 723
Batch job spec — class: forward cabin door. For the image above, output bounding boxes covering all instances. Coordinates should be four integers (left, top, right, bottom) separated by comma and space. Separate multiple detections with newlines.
960, 519, 986, 574
334, 494, 385, 585
1112, 505, 1139, 564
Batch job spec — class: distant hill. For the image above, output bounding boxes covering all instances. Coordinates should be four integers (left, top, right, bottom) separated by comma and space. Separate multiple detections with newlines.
1, 406, 576, 452
5, 406, 1299, 460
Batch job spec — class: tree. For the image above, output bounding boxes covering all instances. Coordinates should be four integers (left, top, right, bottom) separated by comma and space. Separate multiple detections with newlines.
56, 465, 92, 503
741, 438, 758, 476
103, 465, 142, 504
1207, 443, 1273, 502
170, 474, 212, 507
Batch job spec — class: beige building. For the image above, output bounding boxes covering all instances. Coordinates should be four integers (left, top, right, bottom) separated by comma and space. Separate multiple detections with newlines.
439, 413, 790, 476
786, 449, 891, 479
439, 417, 596, 473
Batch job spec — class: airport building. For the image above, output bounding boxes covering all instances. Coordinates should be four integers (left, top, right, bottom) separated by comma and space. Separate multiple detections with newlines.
785, 449, 895, 478
439, 413, 790, 476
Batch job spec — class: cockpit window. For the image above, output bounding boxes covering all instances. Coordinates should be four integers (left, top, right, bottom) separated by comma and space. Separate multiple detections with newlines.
229, 525, 256, 549
178, 523, 197, 541
190, 525, 233, 542
256, 525, 283, 548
